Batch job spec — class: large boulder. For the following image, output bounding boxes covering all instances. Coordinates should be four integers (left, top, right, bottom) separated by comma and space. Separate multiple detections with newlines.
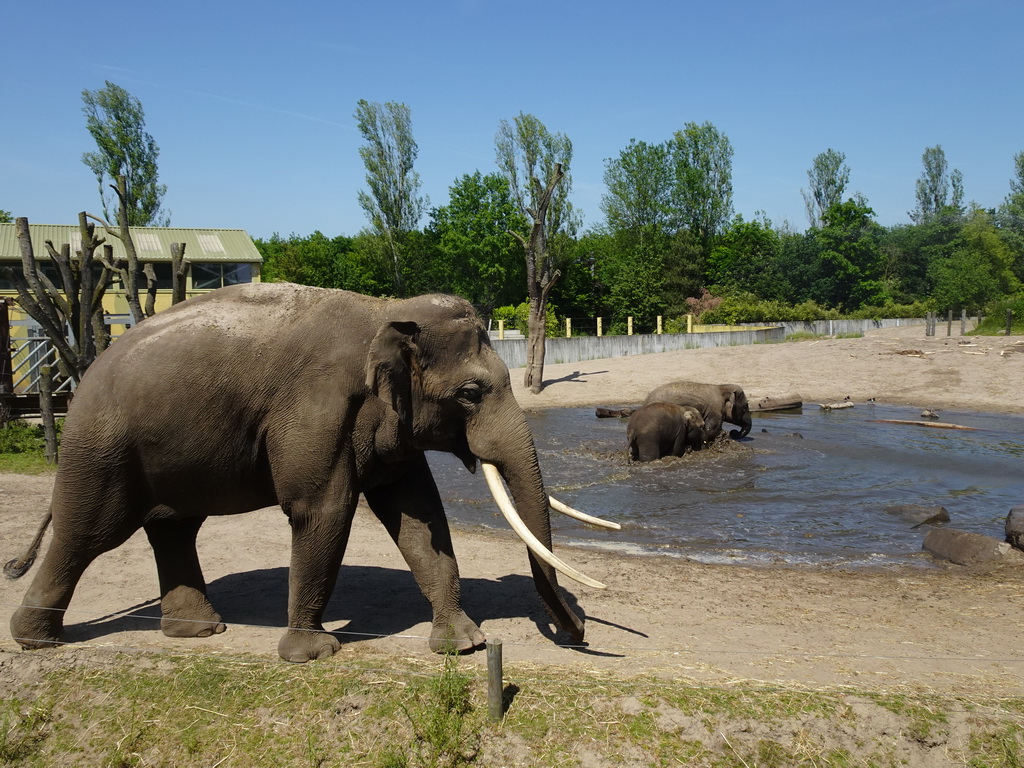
923, 528, 1024, 566
1006, 506, 1024, 551
885, 504, 950, 528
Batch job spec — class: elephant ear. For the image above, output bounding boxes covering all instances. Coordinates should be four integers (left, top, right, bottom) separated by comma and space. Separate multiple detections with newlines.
722, 389, 737, 421
365, 321, 420, 432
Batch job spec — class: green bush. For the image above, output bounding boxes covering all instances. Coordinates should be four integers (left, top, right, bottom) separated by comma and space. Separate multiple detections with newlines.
699, 295, 839, 324
974, 293, 1024, 335
0, 420, 46, 454
847, 300, 935, 321
491, 302, 559, 337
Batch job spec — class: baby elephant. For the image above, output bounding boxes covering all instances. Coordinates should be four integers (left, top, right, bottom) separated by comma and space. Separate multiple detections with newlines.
627, 402, 706, 462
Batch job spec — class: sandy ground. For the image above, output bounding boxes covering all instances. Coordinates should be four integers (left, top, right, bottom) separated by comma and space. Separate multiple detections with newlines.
2, 324, 1023, 697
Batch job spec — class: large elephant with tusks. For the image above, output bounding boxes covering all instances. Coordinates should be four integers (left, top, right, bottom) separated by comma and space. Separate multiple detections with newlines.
7, 283, 617, 662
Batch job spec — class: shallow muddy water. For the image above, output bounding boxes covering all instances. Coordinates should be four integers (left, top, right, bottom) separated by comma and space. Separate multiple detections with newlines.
427, 404, 1024, 568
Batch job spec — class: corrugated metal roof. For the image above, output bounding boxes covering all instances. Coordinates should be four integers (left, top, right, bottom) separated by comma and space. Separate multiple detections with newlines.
0, 223, 262, 264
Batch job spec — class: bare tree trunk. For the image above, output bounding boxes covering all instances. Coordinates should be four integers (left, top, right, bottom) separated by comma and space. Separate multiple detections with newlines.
39, 365, 57, 464
515, 164, 564, 394
170, 242, 189, 304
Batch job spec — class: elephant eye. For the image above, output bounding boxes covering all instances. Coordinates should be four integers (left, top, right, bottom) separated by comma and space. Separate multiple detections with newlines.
456, 384, 483, 404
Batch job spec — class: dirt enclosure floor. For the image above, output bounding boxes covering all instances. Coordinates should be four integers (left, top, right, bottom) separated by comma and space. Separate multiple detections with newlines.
2, 324, 1023, 700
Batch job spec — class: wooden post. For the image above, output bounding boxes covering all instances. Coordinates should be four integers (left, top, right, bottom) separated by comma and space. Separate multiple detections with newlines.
487, 639, 503, 722
657, 316, 663, 334
946, 310, 952, 337
498, 319, 504, 340
565, 317, 571, 338
596, 317, 602, 337
1007, 309, 1014, 337
627, 316, 633, 336
39, 366, 57, 465
961, 309, 967, 335
687, 314, 693, 333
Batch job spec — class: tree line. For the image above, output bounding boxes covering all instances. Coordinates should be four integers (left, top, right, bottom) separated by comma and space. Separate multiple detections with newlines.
6, 83, 1024, 390
259, 129, 1024, 331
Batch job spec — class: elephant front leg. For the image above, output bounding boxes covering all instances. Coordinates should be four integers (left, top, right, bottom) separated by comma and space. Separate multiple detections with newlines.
278, 490, 358, 663
364, 456, 485, 654
144, 517, 225, 638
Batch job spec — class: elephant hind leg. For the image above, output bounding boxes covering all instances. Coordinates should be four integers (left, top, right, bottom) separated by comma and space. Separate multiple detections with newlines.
144, 515, 225, 638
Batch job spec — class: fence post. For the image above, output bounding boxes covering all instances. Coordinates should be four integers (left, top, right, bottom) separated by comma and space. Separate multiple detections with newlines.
628, 316, 633, 336
1007, 309, 1014, 336
565, 317, 571, 338
657, 315, 663, 334
946, 310, 952, 337
597, 317, 602, 337
687, 314, 693, 333
961, 309, 967, 335
498, 319, 504, 341
39, 365, 58, 465
487, 638, 504, 722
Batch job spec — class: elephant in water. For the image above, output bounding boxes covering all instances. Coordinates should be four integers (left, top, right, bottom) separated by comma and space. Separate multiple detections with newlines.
643, 381, 752, 442
627, 402, 705, 462
7, 283, 618, 663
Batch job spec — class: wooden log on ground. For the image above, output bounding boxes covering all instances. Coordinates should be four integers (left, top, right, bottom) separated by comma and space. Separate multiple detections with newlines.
595, 406, 633, 419
820, 401, 854, 410
752, 394, 803, 411
868, 419, 978, 431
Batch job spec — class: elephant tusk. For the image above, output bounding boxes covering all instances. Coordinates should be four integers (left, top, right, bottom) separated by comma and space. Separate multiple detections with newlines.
481, 462, 606, 590
549, 496, 621, 530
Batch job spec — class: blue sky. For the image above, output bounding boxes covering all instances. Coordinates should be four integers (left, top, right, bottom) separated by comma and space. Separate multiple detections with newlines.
3, 0, 1022, 241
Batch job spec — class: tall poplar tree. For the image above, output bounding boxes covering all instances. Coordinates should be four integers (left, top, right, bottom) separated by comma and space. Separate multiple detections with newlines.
802, 149, 850, 228
910, 145, 964, 224
354, 99, 426, 296
81, 81, 169, 227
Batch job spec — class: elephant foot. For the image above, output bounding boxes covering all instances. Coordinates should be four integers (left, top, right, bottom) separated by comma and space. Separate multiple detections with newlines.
160, 614, 226, 638
159, 589, 226, 638
10, 605, 63, 650
277, 629, 341, 663
429, 611, 486, 654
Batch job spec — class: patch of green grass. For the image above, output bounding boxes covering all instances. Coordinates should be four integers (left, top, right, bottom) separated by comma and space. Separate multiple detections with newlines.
785, 331, 864, 342
3, 651, 1024, 767
0, 452, 55, 474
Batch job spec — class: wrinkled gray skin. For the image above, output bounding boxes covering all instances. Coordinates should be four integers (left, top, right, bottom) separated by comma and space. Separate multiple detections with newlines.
8, 283, 585, 662
627, 402, 705, 462
643, 381, 752, 442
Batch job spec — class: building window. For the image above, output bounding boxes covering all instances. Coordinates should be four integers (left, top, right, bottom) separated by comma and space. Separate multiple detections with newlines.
191, 263, 254, 290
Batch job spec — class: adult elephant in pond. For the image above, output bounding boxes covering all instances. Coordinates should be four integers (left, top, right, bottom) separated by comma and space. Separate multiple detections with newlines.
7, 283, 614, 663
643, 381, 752, 441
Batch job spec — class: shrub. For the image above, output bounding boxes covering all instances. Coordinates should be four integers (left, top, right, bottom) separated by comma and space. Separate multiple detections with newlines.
974, 293, 1024, 335
490, 302, 559, 337
0, 420, 46, 454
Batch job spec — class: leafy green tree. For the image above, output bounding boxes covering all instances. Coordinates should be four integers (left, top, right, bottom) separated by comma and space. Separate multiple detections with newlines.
81, 81, 169, 226
601, 139, 673, 232
667, 122, 734, 246
495, 112, 578, 393
255, 231, 387, 293
354, 99, 426, 296
707, 214, 784, 300
801, 149, 850, 228
429, 171, 526, 316
910, 145, 964, 224
810, 199, 886, 309
930, 206, 1019, 312
591, 225, 666, 325
0, 210, 12, 223
996, 150, 1024, 281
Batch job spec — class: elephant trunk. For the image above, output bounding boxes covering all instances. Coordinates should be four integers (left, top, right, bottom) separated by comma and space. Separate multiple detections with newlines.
469, 404, 586, 644
730, 409, 752, 439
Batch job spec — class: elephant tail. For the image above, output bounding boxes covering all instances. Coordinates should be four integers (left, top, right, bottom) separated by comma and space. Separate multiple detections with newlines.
4, 511, 51, 579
